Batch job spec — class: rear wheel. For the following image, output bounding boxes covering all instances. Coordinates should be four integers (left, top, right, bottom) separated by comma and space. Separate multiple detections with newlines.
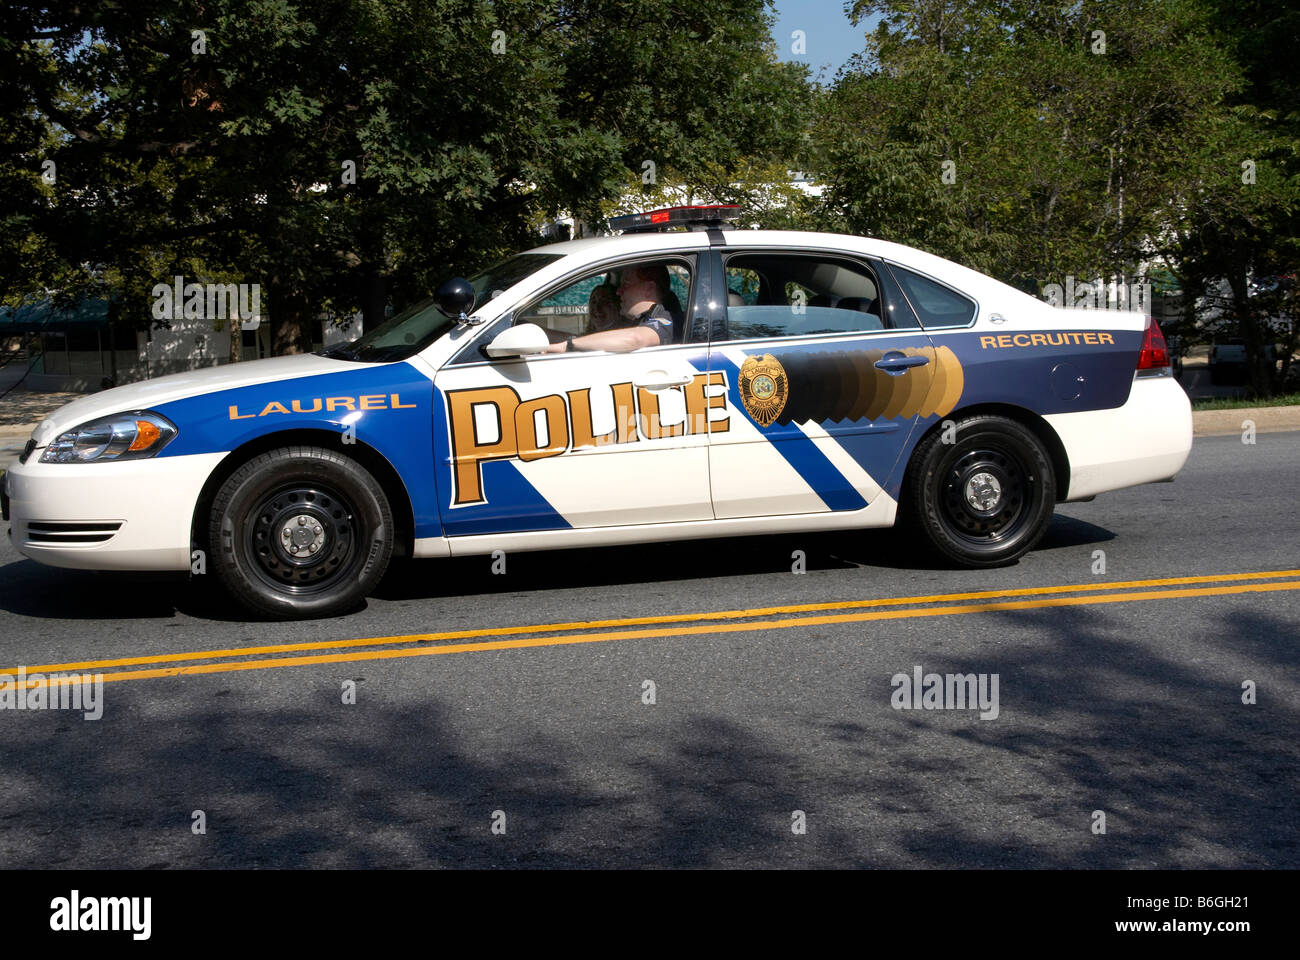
208, 446, 393, 619
903, 415, 1055, 567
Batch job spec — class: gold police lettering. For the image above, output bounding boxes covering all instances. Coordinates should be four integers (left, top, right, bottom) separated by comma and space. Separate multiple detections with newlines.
228, 393, 416, 420
979, 332, 1115, 349
447, 374, 730, 507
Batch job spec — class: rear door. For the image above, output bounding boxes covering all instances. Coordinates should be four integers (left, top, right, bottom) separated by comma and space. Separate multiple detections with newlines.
706, 247, 951, 518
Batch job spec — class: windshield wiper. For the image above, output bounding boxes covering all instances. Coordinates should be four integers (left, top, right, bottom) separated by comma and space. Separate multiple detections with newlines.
321, 343, 361, 361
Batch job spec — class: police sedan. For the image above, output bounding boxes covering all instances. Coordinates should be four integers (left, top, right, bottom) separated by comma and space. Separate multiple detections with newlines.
2, 206, 1192, 619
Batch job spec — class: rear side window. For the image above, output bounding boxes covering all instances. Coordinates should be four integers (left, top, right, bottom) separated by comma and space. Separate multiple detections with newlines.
886, 263, 977, 328
720, 252, 889, 341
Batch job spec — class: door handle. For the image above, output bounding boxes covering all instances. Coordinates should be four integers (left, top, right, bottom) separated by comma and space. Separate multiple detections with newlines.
633, 372, 693, 389
874, 352, 930, 375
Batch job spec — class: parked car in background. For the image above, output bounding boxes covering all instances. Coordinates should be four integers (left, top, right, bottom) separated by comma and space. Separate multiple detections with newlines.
1209, 337, 1279, 386
1209, 338, 1246, 384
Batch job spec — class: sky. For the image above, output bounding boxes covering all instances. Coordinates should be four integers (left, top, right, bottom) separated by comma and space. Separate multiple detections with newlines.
771, 0, 879, 80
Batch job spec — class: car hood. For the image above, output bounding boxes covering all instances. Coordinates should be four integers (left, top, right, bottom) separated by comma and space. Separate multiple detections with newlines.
30, 354, 376, 446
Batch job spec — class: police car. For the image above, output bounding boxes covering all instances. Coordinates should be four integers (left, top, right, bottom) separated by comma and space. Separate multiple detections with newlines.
2, 206, 1192, 619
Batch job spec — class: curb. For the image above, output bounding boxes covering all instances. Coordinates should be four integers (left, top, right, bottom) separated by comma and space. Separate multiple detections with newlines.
1191, 406, 1300, 437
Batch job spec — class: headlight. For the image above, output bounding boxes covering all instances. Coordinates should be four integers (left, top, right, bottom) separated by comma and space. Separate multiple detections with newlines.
40, 411, 178, 464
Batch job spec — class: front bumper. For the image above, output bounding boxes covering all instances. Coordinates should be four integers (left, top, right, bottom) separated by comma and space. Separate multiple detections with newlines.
4, 452, 227, 571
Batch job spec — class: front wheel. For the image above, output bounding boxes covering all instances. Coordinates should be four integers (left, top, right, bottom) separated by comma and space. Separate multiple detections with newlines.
208, 446, 394, 619
903, 415, 1055, 567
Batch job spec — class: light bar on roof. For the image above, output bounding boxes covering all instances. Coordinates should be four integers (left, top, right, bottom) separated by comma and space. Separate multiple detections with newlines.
608, 205, 742, 233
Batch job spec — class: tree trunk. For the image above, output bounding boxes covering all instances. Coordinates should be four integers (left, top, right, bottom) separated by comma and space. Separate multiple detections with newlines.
269, 282, 313, 356
1226, 265, 1273, 398
359, 268, 386, 331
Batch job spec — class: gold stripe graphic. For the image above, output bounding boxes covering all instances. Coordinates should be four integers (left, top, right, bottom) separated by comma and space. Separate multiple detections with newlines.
761, 345, 964, 426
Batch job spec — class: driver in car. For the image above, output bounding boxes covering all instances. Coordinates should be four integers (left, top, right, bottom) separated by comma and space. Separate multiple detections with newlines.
546, 264, 676, 353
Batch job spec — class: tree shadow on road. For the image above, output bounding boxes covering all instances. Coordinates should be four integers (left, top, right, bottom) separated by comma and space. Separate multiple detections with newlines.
0, 598, 1294, 868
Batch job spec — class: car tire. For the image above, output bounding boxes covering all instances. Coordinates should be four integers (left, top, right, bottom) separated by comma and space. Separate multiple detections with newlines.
902, 415, 1055, 568
208, 445, 393, 619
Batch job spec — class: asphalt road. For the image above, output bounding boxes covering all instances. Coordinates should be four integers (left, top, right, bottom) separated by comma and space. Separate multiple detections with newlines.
0, 432, 1297, 868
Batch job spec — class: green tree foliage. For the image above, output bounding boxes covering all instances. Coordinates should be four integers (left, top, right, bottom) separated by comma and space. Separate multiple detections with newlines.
812, 0, 1300, 395
1170, 0, 1300, 395
814, 0, 1250, 293
1, 0, 809, 354
5, 0, 1296, 397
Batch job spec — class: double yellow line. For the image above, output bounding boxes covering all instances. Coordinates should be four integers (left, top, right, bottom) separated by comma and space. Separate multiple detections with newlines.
7, 569, 1300, 689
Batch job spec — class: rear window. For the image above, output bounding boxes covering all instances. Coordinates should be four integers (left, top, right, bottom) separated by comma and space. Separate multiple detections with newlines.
886, 263, 977, 328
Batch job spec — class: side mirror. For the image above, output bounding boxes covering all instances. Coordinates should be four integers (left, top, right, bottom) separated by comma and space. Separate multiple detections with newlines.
435, 277, 475, 319
484, 324, 552, 358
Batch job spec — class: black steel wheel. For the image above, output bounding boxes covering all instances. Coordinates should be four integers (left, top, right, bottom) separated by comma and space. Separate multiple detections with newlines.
903, 415, 1055, 567
209, 446, 393, 619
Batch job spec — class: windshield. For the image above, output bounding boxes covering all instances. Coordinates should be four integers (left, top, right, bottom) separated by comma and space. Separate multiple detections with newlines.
321, 252, 563, 363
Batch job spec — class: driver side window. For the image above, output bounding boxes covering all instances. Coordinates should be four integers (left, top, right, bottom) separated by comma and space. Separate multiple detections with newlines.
513, 258, 695, 345
519, 273, 613, 338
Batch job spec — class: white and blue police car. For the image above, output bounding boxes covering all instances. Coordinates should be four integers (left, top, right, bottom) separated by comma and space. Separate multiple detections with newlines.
2, 206, 1192, 618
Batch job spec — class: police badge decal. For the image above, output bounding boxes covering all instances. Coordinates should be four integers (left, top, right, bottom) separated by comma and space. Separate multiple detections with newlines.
738, 353, 788, 427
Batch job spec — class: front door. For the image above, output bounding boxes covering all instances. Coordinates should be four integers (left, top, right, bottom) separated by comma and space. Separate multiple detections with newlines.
431, 253, 720, 537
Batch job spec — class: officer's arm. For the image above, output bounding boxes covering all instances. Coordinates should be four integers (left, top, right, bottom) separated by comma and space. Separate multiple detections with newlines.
545, 325, 660, 354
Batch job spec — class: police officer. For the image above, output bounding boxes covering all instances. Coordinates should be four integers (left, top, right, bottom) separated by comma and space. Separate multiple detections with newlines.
547, 264, 676, 353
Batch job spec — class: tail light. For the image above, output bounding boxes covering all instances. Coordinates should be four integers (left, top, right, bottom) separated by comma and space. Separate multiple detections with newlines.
1136, 316, 1170, 371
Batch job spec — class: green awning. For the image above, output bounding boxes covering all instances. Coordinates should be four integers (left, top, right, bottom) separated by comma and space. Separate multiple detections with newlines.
0, 298, 112, 333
